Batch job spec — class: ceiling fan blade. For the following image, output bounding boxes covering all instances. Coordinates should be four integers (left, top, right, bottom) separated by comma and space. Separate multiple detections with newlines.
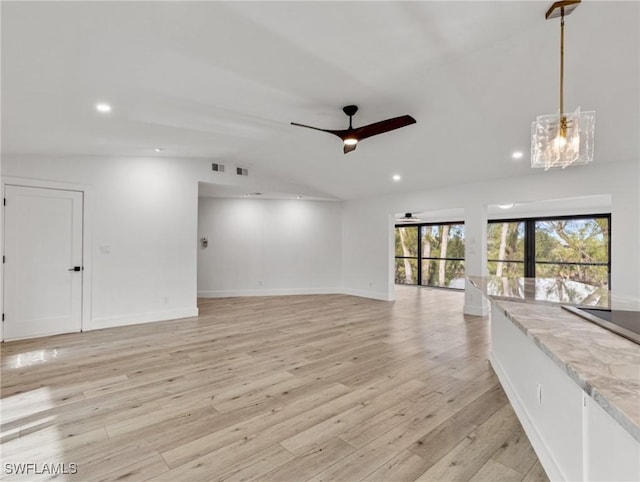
352, 115, 416, 141
291, 109, 416, 154
290, 122, 345, 138
343, 142, 357, 154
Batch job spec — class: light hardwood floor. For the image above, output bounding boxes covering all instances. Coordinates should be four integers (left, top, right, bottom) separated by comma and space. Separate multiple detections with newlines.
1, 286, 548, 481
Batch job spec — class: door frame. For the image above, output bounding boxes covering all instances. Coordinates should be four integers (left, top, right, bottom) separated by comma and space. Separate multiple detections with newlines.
1, 176, 93, 341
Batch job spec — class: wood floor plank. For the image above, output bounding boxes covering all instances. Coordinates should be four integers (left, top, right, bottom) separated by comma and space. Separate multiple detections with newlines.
523, 460, 550, 482
159, 381, 352, 468
308, 383, 504, 482
491, 425, 540, 476
469, 458, 524, 482
280, 378, 426, 455
360, 449, 429, 482
415, 404, 520, 481
408, 384, 508, 464
90, 453, 170, 482
336, 398, 415, 447
214, 444, 296, 482
263, 438, 356, 482
0, 287, 544, 482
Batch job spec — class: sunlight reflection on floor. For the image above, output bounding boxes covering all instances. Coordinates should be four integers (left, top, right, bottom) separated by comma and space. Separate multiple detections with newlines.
6, 349, 59, 369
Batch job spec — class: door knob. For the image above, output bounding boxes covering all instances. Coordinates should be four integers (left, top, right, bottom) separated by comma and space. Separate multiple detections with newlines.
68, 266, 82, 272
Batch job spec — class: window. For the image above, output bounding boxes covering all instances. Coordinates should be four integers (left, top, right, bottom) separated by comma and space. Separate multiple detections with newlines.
534, 217, 610, 287
487, 221, 525, 278
395, 226, 418, 284
421, 224, 465, 288
395, 222, 465, 289
488, 214, 610, 288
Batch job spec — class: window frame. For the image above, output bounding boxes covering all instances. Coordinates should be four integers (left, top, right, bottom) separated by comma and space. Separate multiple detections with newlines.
487, 213, 611, 288
394, 225, 419, 286
395, 220, 465, 290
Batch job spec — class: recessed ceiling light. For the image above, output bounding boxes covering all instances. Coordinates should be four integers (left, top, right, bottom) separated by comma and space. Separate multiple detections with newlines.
498, 203, 516, 209
392, 174, 401, 182
95, 103, 112, 113
296, 195, 303, 199
154, 147, 164, 152
512, 151, 523, 159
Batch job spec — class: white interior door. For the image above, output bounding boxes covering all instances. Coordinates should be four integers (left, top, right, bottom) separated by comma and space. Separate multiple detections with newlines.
3, 185, 83, 340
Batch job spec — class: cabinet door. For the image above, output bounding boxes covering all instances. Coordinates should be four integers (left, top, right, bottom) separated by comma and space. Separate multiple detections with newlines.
584, 394, 640, 481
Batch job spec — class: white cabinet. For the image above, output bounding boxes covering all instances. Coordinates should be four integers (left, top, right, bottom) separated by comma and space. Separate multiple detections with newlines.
490, 302, 640, 481
584, 394, 640, 481
491, 305, 584, 481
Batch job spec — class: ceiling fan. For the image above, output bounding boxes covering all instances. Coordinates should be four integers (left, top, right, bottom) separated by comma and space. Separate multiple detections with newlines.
397, 213, 420, 223
291, 105, 416, 154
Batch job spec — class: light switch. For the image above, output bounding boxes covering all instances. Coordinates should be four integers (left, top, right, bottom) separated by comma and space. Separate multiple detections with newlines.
537, 383, 543, 405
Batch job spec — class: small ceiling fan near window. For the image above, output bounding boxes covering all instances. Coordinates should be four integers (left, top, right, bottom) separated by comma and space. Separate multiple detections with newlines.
291, 105, 416, 154
396, 213, 420, 224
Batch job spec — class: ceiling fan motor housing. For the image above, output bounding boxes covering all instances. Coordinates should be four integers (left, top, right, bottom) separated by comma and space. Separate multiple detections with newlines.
343, 105, 358, 117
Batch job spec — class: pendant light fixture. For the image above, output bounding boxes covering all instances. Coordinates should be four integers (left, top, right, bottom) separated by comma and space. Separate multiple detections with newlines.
531, 0, 595, 170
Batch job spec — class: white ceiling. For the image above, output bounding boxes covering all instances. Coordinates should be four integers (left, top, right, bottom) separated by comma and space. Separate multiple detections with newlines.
2, 1, 638, 200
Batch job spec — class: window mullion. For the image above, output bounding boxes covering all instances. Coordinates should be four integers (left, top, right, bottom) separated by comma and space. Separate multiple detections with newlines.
417, 226, 422, 285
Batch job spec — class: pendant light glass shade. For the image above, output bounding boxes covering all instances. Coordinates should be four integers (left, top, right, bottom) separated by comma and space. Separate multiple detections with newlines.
531, 0, 595, 170
531, 107, 595, 170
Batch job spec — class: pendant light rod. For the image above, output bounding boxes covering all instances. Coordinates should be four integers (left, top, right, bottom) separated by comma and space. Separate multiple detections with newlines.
560, 8, 564, 118
545, 0, 580, 137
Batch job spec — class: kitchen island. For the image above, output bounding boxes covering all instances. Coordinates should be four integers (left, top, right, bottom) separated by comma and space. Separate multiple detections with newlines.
469, 276, 640, 482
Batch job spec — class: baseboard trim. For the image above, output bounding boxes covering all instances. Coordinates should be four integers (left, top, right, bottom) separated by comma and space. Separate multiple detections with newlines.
489, 351, 564, 482
89, 307, 199, 331
340, 288, 393, 301
198, 288, 340, 298
198, 287, 393, 302
463, 303, 489, 317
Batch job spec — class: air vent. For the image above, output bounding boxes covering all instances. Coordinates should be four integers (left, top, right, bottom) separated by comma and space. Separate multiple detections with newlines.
212, 163, 225, 172
236, 167, 249, 176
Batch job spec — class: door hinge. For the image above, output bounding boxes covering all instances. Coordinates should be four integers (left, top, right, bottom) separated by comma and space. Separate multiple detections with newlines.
3, 198, 5, 206
2, 314, 4, 321
2, 255, 4, 264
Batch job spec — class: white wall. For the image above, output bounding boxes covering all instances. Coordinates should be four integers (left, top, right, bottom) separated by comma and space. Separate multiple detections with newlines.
342, 160, 640, 302
197, 197, 342, 297
2, 156, 200, 329
1, 154, 328, 334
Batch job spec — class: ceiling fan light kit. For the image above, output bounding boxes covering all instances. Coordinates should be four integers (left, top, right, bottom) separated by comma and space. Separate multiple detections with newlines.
292, 105, 416, 154
531, 0, 595, 170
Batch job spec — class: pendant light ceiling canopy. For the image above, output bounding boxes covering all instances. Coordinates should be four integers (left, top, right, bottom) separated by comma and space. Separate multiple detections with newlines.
531, 0, 595, 170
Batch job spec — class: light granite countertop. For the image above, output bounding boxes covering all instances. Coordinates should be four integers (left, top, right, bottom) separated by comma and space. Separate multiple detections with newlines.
492, 299, 640, 443
468, 275, 640, 310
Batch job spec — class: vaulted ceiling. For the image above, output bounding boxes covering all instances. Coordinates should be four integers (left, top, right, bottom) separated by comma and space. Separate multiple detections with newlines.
2, 1, 638, 199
